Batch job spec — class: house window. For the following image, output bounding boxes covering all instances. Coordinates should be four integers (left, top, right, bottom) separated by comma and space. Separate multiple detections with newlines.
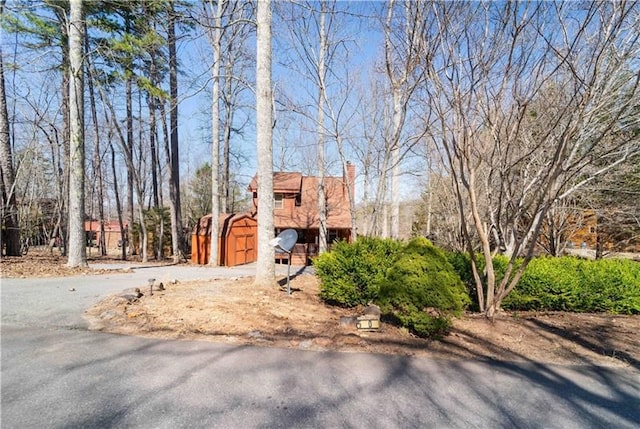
295, 193, 301, 206
589, 226, 596, 234
274, 193, 284, 209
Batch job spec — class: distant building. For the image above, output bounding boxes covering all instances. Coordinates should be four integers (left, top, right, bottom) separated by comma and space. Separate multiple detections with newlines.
84, 220, 127, 249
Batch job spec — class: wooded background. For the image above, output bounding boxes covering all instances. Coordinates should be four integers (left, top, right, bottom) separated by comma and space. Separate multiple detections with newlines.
1, 1, 638, 306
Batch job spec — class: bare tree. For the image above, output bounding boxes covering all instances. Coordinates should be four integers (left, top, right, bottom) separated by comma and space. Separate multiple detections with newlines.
315, 0, 329, 253
198, 0, 254, 266
384, 0, 430, 239
219, 2, 253, 215
254, 0, 275, 286
424, 1, 640, 316
277, 0, 360, 247
203, 0, 223, 267
352, 78, 387, 237
66, 0, 87, 267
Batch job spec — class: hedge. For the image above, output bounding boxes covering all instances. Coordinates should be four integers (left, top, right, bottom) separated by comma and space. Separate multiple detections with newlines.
503, 257, 640, 314
447, 252, 640, 314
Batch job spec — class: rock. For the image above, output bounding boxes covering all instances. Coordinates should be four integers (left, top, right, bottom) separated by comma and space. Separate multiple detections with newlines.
363, 304, 381, 318
119, 294, 139, 303
339, 316, 358, 327
100, 310, 118, 320
69, 287, 76, 292
314, 337, 332, 348
299, 340, 313, 349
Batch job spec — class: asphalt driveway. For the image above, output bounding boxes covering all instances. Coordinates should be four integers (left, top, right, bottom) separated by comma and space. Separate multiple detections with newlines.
1, 263, 639, 428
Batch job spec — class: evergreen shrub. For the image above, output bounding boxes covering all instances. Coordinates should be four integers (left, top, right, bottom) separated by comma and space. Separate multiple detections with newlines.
377, 238, 470, 338
502, 257, 640, 314
446, 251, 516, 310
314, 237, 402, 307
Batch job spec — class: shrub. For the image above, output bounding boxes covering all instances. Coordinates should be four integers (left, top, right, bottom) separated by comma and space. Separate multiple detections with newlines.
314, 237, 402, 307
377, 238, 469, 338
573, 258, 640, 314
446, 251, 518, 311
503, 257, 582, 311
503, 257, 640, 314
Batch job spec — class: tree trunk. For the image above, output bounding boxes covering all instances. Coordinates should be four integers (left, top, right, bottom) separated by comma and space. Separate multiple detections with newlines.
222, 57, 232, 214
317, 1, 328, 254
149, 94, 160, 208
109, 140, 126, 260
0, 0, 20, 257
208, 0, 223, 267
389, 84, 402, 240
168, 2, 182, 263
254, 0, 275, 286
125, 46, 134, 256
86, 30, 106, 256
67, 0, 87, 268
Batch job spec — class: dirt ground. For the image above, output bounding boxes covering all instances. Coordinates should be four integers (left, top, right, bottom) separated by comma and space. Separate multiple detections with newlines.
3, 249, 639, 368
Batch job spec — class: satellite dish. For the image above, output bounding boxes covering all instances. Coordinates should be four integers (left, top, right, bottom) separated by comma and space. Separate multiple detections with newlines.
273, 229, 297, 253
270, 229, 298, 295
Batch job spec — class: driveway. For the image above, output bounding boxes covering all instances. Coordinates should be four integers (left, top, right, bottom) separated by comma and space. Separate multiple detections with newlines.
1, 264, 639, 428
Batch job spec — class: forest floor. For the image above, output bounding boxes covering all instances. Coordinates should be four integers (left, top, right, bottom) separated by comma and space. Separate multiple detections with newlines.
2, 248, 639, 369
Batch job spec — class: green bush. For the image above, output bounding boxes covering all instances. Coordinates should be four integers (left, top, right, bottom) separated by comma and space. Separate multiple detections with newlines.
314, 237, 402, 307
446, 251, 518, 311
446, 251, 640, 314
503, 257, 582, 311
503, 257, 640, 314
377, 238, 470, 338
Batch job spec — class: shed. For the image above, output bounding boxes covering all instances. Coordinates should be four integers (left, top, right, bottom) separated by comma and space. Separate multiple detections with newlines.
191, 213, 257, 266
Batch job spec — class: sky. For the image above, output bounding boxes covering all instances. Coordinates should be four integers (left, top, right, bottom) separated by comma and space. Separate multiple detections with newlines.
175, 1, 394, 195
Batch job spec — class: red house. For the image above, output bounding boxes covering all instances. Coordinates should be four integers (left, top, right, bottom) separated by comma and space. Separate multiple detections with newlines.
248, 163, 355, 265
84, 220, 127, 249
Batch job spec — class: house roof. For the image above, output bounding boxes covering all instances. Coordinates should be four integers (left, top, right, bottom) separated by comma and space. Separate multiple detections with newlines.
248, 172, 302, 193
192, 213, 256, 237
249, 167, 354, 230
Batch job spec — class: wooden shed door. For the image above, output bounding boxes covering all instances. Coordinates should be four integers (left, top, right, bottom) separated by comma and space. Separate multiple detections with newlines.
233, 233, 256, 265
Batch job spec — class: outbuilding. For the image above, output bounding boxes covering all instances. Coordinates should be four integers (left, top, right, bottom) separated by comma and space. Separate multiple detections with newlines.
191, 213, 257, 266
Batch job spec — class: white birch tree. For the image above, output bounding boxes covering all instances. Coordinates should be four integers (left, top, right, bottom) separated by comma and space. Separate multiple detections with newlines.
384, 0, 430, 239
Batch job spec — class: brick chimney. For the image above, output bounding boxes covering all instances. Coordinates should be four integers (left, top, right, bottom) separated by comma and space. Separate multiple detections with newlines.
344, 161, 355, 194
